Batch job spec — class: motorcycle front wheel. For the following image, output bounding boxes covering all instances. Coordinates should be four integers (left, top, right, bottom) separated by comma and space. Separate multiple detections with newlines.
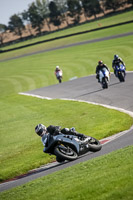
57, 76, 62, 83
54, 144, 78, 161
59, 78, 62, 83
88, 137, 102, 152
118, 72, 125, 82
102, 78, 108, 89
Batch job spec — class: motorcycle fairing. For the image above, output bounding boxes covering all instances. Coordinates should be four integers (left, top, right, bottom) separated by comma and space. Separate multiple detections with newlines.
43, 134, 80, 155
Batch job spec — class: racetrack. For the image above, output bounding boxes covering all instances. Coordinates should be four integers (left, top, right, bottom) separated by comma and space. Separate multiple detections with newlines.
20, 72, 133, 112
1, 72, 133, 192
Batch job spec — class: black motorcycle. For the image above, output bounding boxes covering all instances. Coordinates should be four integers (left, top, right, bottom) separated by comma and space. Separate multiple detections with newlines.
43, 133, 102, 163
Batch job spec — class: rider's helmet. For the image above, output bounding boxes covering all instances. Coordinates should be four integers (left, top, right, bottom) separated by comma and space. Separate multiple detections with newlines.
70, 127, 76, 132
114, 55, 119, 60
56, 66, 60, 70
98, 60, 103, 65
35, 124, 47, 136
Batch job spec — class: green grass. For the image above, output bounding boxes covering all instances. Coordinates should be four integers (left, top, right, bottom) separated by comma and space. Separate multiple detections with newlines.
0, 23, 133, 61
1, 145, 133, 200
0, 95, 132, 182
1, 9, 133, 52
0, 11, 133, 182
1, 35, 133, 92
0, 34, 133, 182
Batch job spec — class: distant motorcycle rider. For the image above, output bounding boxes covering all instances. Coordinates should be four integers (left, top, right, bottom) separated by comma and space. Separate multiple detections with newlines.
55, 66, 62, 75
112, 55, 125, 76
35, 124, 89, 148
96, 61, 110, 82
55, 66, 63, 83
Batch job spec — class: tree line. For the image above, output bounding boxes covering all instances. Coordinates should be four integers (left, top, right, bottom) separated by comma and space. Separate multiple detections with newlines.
0, 0, 133, 46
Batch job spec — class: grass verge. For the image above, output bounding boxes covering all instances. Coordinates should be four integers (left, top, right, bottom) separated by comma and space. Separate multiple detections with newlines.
0, 95, 132, 182
0, 145, 133, 200
0, 10, 133, 61
0, 35, 133, 92
0, 23, 133, 182
0, 23, 133, 61
0, 12, 133, 181
1, 9, 133, 51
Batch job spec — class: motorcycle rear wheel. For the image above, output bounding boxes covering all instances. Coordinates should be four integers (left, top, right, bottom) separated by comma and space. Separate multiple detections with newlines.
54, 144, 78, 161
88, 137, 102, 152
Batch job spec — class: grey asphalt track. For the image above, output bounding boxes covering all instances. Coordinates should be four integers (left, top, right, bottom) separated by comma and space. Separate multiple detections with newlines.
22, 72, 133, 112
0, 72, 133, 192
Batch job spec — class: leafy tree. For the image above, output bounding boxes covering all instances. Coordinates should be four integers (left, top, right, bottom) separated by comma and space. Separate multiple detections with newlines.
81, 0, 102, 19
8, 14, 25, 38
28, 2, 44, 34
35, 0, 51, 31
0, 24, 8, 46
54, 0, 67, 11
53, 0, 69, 26
67, 0, 82, 24
103, 0, 123, 11
49, 1, 62, 29
81, 0, 89, 20
126, 0, 133, 6
21, 10, 33, 36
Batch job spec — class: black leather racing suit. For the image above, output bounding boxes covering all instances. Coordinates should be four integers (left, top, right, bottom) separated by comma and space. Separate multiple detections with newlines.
112, 57, 125, 75
47, 125, 85, 139
96, 64, 109, 81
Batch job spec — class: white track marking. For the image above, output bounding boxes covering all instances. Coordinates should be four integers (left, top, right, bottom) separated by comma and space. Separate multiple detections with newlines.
19, 92, 133, 118
19, 92, 133, 144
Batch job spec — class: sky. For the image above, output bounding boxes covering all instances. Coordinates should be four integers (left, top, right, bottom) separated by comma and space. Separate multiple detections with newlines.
0, 0, 35, 25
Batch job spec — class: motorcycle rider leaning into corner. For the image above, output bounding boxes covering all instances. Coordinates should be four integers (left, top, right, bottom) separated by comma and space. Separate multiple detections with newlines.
112, 55, 126, 76
35, 124, 90, 149
96, 60, 110, 82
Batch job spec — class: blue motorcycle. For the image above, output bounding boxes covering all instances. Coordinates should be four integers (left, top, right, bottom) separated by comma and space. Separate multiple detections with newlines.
43, 133, 102, 163
115, 64, 126, 82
